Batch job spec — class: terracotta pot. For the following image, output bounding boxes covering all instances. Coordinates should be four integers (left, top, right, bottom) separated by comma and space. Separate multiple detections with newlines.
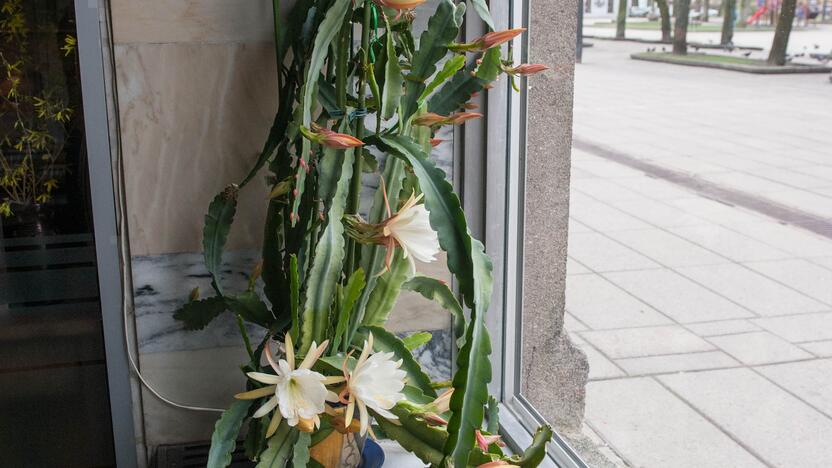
309, 431, 365, 468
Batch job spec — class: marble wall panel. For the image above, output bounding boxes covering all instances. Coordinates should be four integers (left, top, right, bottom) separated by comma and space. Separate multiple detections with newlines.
110, 0, 283, 44
115, 42, 276, 255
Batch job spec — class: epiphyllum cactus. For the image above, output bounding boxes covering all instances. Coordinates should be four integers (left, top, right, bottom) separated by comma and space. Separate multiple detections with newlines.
173, 0, 552, 467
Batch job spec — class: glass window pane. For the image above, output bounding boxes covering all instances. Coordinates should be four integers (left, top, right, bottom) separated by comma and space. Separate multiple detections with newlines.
0, 1, 116, 466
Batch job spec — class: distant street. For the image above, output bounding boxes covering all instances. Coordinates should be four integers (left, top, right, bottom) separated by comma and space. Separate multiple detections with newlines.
567, 37, 832, 467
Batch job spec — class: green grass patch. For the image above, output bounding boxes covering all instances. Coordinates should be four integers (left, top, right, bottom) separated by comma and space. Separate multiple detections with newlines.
644, 52, 763, 65
587, 21, 773, 32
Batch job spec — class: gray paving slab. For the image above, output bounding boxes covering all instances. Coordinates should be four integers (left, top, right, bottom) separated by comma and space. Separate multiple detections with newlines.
758, 359, 832, 419
677, 263, 828, 316
685, 319, 761, 337
568, 232, 660, 273
615, 351, 741, 376
604, 269, 754, 323
745, 259, 832, 305
610, 229, 729, 267
660, 368, 832, 468
708, 331, 813, 366
586, 377, 766, 468
581, 325, 715, 359
566, 274, 671, 330
751, 312, 832, 343
668, 225, 792, 262
799, 341, 832, 357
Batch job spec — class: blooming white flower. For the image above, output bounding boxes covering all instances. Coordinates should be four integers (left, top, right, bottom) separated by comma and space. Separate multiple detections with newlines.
382, 193, 440, 274
344, 333, 407, 435
235, 335, 337, 436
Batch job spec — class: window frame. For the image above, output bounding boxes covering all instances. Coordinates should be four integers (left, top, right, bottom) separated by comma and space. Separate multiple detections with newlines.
459, 1, 589, 466
75, 1, 139, 466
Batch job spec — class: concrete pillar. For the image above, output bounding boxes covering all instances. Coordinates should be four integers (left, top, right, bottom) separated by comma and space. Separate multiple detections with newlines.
521, 0, 589, 433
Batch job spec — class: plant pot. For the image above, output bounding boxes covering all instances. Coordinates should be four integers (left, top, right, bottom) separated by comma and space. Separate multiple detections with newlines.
308, 431, 385, 468
309, 431, 365, 468
1, 202, 55, 238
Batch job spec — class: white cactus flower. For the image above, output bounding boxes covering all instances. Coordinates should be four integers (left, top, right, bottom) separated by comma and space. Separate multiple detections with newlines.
382, 192, 441, 274
235, 335, 337, 436
344, 333, 407, 435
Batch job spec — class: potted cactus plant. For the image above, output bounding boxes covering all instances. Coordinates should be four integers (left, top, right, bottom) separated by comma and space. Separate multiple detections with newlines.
174, 0, 552, 466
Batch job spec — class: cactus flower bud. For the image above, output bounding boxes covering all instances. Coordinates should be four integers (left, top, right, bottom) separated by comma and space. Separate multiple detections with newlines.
300, 124, 364, 149
374, 0, 427, 10
475, 430, 506, 451
413, 111, 482, 128
412, 112, 448, 127
451, 28, 526, 52
506, 63, 549, 76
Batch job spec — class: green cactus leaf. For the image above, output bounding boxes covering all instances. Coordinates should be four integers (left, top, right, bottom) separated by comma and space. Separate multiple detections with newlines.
255, 421, 298, 468
428, 47, 502, 116
332, 268, 365, 353
375, 134, 494, 468
351, 156, 406, 339
300, 143, 354, 352
290, 0, 352, 225
381, 15, 404, 120
173, 296, 227, 331
361, 249, 412, 329
226, 291, 273, 329
403, 275, 465, 346
206, 400, 252, 468
402, 0, 466, 121
291, 432, 311, 468
470, 0, 496, 30
517, 425, 554, 467
418, 54, 465, 103
203, 187, 238, 295
401, 331, 433, 351
262, 200, 288, 320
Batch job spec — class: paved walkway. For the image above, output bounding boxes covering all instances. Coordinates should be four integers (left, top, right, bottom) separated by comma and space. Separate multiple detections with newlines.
566, 38, 832, 467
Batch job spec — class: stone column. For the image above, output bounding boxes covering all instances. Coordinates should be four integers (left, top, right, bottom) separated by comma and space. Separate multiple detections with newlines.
521, 0, 589, 432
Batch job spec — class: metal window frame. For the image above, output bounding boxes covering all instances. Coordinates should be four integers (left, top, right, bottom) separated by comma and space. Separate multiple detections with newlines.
458, 2, 589, 467
75, 1, 139, 467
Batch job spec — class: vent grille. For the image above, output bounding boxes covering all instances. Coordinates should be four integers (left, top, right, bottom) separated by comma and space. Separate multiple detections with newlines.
156, 441, 255, 468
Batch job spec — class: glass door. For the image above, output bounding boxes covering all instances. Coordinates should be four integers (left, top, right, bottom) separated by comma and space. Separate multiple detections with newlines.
0, 1, 123, 465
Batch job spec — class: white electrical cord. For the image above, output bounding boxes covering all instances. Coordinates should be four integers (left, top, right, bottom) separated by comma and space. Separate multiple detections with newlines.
105, 5, 224, 414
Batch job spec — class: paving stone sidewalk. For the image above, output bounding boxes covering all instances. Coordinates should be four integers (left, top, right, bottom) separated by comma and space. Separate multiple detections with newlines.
566, 38, 832, 467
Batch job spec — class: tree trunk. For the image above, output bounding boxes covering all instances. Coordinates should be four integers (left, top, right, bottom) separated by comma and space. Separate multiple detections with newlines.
703, 0, 710, 21
656, 0, 672, 42
616, 0, 628, 39
768, 0, 796, 65
673, 0, 691, 54
721, 0, 736, 44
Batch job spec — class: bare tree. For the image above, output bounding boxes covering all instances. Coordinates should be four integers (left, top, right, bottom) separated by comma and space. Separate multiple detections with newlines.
616, 0, 628, 39
721, 0, 736, 44
673, 0, 692, 54
656, 0, 672, 42
703, 0, 711, 21
768, 0, 796, 65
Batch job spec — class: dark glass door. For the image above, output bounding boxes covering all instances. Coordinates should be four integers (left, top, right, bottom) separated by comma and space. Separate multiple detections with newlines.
0, 1, 117, 466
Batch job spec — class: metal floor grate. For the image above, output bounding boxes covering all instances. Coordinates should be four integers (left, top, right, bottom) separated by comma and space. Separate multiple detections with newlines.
155, 441, 254, 468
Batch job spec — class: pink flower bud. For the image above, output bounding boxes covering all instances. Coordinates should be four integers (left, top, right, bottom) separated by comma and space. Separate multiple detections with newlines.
374, 0, 427, 10
507, 63, 549, 76
320, 131, 364, 149
448, 112, 482, 125
475, 430, 506, 451
412, 112, 448, 127
475, 28, 526, 50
